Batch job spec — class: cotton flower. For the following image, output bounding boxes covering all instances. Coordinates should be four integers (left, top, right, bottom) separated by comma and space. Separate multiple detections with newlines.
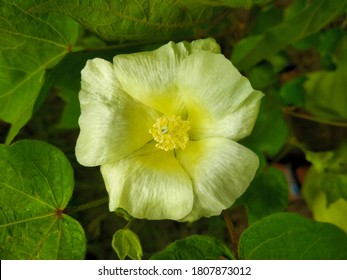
76, 38, 263, 222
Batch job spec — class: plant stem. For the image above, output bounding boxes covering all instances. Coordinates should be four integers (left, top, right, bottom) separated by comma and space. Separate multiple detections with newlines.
222, 210, 240, 260
64, 197, 109, 214
124, 220, 133, 229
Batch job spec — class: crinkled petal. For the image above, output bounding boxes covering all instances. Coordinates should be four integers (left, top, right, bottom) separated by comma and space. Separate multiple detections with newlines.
76, 58, 160, 167
176, 51, 263, 141
112, 38, 221, 117
101, 143, 194, 220
176, 138, 259, 222
113, 42, 188, 116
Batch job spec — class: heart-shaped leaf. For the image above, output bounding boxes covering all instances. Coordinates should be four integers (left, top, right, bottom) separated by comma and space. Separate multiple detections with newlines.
0, 140, 86, 259
151, 235, 232, 260
30, 0, 221, 41
239, 213, 347, 259
112, 229, 143, 260
0, 0, 78, 143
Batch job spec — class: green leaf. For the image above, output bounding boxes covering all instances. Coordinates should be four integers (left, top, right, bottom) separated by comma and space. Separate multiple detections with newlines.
56, 90, 80, 129
31, 0, 221, 41
0, 140, 86, 259
112, 229, 143, 260
240, 95, 288, 157
266, 53, 288, 73
303, 142, 347, 204
283, 0, 307, 20
303, 164, 347, 206
239, 213, 347, 259
304, 70, 347, 121
236, 167, 288, 224
247, 62, 277, 90
251, 4, 283, 35
232, 0, 347, 70
317, 28, 344, 54
0, 0, 78, 143
191, 0, 272, 8
292, 27, 343, 54
304, 150, 335, 172
53, 54, 84, 130
304, 36, 347, 121
302, 167, 347, 233
280, 76, 306, 106
151, 235, 232, 260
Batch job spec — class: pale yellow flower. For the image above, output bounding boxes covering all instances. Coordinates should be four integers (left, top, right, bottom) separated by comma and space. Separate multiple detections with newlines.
76, 38, 263, 222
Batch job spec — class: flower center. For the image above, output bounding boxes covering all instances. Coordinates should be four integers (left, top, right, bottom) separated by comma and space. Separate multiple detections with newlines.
149, 115, 190, 151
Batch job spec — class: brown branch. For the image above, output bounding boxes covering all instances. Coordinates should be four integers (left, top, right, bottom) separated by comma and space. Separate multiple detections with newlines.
222, 210, 240, 259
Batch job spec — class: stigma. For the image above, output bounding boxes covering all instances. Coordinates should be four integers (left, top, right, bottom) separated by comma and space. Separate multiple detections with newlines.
149, 115, 190, 151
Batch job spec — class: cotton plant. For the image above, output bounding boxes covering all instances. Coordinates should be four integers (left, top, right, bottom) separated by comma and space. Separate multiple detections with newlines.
75, 38, 263, 222
2, 0, 346, 262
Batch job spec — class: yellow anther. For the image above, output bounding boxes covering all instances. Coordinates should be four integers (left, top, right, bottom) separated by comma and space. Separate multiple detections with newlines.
149, 115, 190, 151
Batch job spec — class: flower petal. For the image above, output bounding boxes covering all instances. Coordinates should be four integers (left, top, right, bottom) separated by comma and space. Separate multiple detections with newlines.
188, 37, 221, 54
76, 58, 160, 167
113, 42, 187, 116
101, 144, 194, 220
176, 51, 263, 141
176, 138, 259, 222
112, 38, 221, 117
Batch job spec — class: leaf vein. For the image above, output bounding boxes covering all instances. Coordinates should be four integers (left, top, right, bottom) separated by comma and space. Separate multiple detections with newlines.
0, 212, 55, 228
245, 231, 293, 259
0, 28, 67, 49
29, 216, 58, 259
1, 182, 56, 210
0, 51, 66, 99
